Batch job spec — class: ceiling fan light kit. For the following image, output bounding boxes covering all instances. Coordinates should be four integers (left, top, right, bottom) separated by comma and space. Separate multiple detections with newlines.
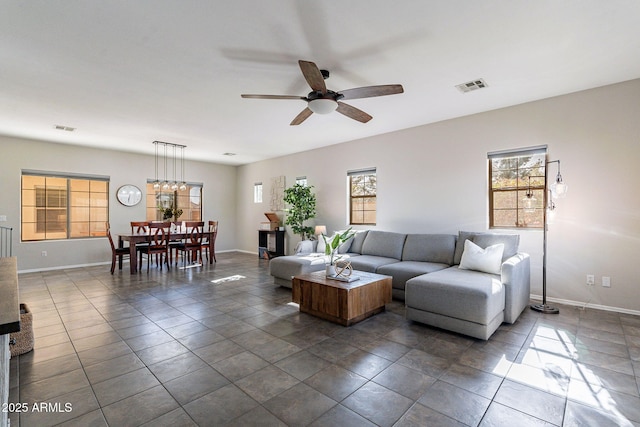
308, 98, 338, 114
241, 60, 403, 125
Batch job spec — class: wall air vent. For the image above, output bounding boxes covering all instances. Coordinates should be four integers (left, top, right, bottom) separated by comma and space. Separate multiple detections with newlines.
54, 125, 76, 132
455, 78, 488, 93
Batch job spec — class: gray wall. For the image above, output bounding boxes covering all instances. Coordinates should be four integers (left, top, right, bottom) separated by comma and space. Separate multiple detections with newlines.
237, 79, 640, 313
0, 137, 237, 271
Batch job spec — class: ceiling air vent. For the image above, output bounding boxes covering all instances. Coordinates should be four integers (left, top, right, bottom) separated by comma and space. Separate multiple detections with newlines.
455, 78, 488, 93
54, 125, 76, 132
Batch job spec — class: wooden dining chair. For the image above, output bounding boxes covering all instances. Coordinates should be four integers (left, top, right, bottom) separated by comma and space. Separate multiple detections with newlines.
138, 222, 171, 272
106, 222, 130, 274
202, 220, 218, 263
130, 221, 150, 265
175, 221, 204, 266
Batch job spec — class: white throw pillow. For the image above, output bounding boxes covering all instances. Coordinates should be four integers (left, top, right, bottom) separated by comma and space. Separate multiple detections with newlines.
459, 240, 504, 275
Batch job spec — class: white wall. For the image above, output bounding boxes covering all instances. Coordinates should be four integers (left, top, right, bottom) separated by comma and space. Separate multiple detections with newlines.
0, 136, 237, 271
237, 79, 640, 313
1, 80, 638, 313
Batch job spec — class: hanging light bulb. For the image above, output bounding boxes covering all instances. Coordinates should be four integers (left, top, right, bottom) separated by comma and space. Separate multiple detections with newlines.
523, 193, 536, 213
153, 141, 160, 189
170, 145, 178, 190
179, 146, 187, 191
523, 176, 536, 213
161, 143, 170, 190
550, 171, 568, 198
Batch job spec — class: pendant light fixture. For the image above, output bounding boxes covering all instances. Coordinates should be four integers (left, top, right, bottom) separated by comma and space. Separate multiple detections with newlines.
152, 141, 188, 192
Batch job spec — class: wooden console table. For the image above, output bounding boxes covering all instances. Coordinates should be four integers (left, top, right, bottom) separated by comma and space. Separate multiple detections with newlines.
292, 270, 392, 326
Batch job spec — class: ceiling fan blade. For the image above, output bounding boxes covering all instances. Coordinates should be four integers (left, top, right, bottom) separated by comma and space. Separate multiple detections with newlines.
290, 107, 313, 125
336, 102, 372, 123
339, 84, 404, 100
241, 94, 306, 100
298, 60, 327, 94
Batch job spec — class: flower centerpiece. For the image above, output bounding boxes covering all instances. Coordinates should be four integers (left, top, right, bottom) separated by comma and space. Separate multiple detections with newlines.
322, 228, 356, 277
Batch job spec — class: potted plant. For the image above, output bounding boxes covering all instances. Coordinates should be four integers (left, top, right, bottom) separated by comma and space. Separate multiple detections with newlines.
158, 203, 183, 221
283, 184, 316, 240
322, 228, 356, 277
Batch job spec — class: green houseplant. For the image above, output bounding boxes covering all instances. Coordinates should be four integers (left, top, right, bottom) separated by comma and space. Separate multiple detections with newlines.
283, 184, 316, 240
322, 228, 356, 277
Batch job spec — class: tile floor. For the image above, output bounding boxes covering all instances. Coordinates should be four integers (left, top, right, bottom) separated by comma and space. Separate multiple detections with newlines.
7, 252, 640, 426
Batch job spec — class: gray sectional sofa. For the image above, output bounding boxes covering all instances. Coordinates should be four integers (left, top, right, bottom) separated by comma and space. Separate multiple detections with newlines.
269, 230, 530, 340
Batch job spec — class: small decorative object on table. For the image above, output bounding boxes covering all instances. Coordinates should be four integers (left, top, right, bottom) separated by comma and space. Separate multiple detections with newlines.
322, 228, 356, 278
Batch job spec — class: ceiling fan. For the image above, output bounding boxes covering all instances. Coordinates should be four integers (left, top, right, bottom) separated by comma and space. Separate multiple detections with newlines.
241, 60, 404, 125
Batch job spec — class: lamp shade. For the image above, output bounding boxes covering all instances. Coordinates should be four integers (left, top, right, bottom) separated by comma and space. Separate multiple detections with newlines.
308, 99, 338, 114
315, 225, 327, 235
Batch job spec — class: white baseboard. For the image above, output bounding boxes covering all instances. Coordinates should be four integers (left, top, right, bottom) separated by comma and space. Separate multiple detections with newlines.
530, 294, 640, 316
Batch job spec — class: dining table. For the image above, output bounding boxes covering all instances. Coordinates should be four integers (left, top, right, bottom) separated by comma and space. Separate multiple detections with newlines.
118, 230, 215, 273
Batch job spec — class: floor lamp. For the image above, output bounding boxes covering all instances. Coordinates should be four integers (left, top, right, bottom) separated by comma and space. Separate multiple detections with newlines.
530, 159, 567, 314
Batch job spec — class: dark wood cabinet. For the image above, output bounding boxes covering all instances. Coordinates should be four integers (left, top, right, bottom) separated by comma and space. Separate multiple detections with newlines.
258, 230, 285, 259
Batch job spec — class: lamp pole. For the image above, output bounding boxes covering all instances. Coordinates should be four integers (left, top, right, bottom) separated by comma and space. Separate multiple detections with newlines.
530, 159, 561, 314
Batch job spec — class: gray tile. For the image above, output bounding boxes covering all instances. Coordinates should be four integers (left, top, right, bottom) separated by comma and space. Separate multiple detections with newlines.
148, 351, 209, 383
140, 408, 198, 427
418, 380, 491, 426
226, 405, 287, 427
84, 352, 146, 384
135, 340, 189, 365
395, 402, 467, 427
183, 383, 259, 426
440, 363, 504, 399
310, 404, 376, 427
212, 350, 270, 381
494, 379, 565, 425
192, 339, 245, 365
305, 364, 368, 401
20, 386, 100, 426
235, 365, 299, 403
373, 363, 436, 400
93, 367, 160, 406
564, 399, 635, 427
164, 366, 229, 404
274, 350, 330, 380
20, 368, 90, 403
397, 348, 451, 378
479, 402, 551, 426
343, 381, 413, 427
337, 349, 393, 379
102, 385, 180, 427
264, 382, 337, 426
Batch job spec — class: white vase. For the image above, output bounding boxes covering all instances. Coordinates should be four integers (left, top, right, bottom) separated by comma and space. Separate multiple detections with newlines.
326, 265, 337, 277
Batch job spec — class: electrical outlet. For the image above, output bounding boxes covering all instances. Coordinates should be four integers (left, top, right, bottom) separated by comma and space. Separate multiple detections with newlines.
586, 274, 595, 286
41, 251, 47, 257
602, 276, 611, 287
0, 215, 6, 221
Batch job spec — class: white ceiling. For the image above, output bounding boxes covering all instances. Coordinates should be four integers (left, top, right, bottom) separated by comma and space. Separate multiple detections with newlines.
1, 1, 639, 165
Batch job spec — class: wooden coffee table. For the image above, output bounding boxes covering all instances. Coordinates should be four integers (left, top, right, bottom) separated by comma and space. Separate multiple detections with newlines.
292, 270, 392, 326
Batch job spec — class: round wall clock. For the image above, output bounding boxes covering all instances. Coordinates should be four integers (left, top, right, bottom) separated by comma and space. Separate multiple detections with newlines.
116, 184, 143, 206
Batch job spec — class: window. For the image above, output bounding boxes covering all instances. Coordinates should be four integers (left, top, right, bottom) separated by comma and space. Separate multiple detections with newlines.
349, 168, 377, 225
295, 176, 308, 186
488, 146, 547, 228
146, 183, 202, 221
21, 171, 109, 241
254, 182, 263, 203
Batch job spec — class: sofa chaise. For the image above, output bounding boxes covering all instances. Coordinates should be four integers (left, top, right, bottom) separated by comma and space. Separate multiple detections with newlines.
269, 230, 530, 340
